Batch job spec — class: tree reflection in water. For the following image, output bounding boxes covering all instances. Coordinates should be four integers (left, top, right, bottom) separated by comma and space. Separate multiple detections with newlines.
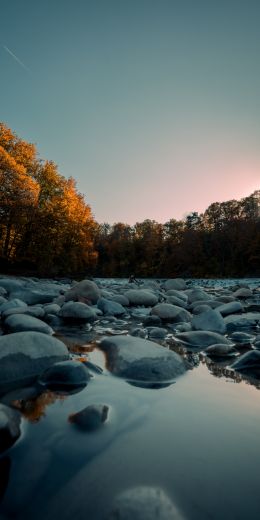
11, 391, 66, 422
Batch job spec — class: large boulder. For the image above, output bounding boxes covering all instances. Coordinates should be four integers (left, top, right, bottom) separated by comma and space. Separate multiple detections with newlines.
59, 301, 96, 322
151, 303, 192, 323
124, 289, 158, 306
0, 331, 69, 394
99, 335, 186, 383
106, 486, 184, 520
64, 280, 100, 304
4, 314, 53, 335
191, 309, 226, 334
175, 330, 232, 348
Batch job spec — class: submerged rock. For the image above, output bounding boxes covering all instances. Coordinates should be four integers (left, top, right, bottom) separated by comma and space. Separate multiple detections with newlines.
0, 404, 21, 454
0, 332, 69, 394
69, 404, 109, 431
106, 486, 184, 520
100, 335, 186, 383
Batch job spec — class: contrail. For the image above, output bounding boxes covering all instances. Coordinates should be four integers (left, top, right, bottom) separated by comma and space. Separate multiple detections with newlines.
3, 45, 30, 73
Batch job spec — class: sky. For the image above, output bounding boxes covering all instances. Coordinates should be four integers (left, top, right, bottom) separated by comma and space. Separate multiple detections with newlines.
0, 0, 259, 224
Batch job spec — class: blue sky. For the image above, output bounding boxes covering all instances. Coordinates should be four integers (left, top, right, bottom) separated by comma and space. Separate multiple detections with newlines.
1, 0, 259, 223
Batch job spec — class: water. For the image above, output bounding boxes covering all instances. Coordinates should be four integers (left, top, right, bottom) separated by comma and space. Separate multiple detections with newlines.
1, 278, 260, 519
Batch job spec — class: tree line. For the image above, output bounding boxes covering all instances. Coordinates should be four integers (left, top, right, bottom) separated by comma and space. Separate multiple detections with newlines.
0, 122, 259, 277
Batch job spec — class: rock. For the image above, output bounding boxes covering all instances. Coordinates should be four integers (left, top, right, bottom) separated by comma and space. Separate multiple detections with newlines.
106, 486, 184, 520
175, 330, 232, 348
192, 304, 212, 314
39, 361, 90, 391
224, 312, 260, 331
0, 404, 21, 454
0, 286, 7, 296
130, 327, 147, 338
141, 280, 161, 290
59, 301, 96, 322
186, 288, 212, 304
231, 351, 260, 374
4, 314, 53, 335
0, 332, 69, 394
97, 298, 126, 316
174, 323, 192, 333
124, 289, 158, 306
142, 315, 162, 326
108, 294, 130, 306
190, 300, 222, 311
0, 279, 24, 293
64, 279, 100, 304
233, 288, 253, 299
165, 296, 188, 308
164, 278, 187, 291
165, 289, 188, 301
69, 404, 109, 431
147, 327, 168, 339
100, 335, 186, 383
9, 289, 58, 305
216, 295, 236, 303
43, 304, 61, 315
0, 299, 27, 314
205, 344, 236, 356
191, 309, 226, 334
217, 301, 243, 316
229, 332, 255, 345
151, 303, 192, 323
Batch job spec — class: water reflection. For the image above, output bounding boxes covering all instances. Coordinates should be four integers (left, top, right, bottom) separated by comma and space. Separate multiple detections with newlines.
201, 355, 260, 390
11, 391, 66, 422
0, 456, 11, 504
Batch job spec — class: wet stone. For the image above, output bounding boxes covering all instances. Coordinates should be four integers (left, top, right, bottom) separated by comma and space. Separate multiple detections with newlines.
38, 360, 91, 391
69, 404, 109, 431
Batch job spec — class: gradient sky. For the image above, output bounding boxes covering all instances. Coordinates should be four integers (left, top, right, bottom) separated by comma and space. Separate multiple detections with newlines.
0, 0, 259, 224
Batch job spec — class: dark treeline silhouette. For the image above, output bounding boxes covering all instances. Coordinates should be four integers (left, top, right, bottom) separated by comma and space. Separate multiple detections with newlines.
0, 122, 259, 277
94, 191, 260, 278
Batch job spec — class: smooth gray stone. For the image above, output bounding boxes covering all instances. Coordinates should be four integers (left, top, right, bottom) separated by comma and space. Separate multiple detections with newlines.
97, 298, 126, 316
217, 301, 243, 316
205, 344, 236, 356
147, 327, 168, 339
231, 350, 260, 372
0, 299, 27, 314
0, 279, 24, 293
0, 403, 21, 454
0, 332, 69, 394
233, 288, 253, 298
229, 331, 255, 345
165, 296, 188, 308
142, 315, 162, 326
9, 289, 58, 305
43, 304, 61, 315
69, 404, 109, 431
124, 289, 158, 306
164, 278, 187, 290
165, 289, 188, 301
64, 279, 100, 304
108, 294, 130, 306
151, 303, 192, 323
4, 314, 53, 335
175, 330, 232, 348
187, 288, 212, 303
191, 309, 226, 334
39, 361, 90, 390
100, 335, 186, 382
106, 486, 184, 520
192, 304, 212, 315
59, 301, 96, 322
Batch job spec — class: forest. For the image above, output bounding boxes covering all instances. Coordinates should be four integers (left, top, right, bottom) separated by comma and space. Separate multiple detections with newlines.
0, 122, 259, 278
